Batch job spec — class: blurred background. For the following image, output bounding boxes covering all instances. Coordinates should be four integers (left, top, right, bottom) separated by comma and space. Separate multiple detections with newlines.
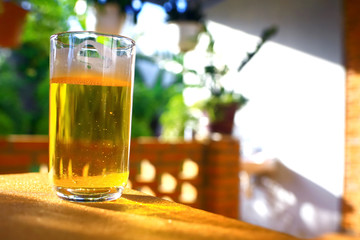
0, 0, 346, 239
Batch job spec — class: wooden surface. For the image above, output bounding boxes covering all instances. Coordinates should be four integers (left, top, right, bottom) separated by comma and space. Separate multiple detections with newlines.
0, 173, 299, 240
313, 233, 360, 240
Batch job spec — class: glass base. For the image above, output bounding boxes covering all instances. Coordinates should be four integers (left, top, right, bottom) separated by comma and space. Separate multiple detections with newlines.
54, 186, 124, 202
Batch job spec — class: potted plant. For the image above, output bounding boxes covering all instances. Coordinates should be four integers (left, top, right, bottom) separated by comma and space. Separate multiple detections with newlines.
196, 26, 278, 135
0, 1, 29, 48
164, 0, 205, 52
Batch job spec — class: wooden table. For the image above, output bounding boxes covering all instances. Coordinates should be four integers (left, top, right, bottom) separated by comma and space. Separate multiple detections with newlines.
0, 173, 299, 240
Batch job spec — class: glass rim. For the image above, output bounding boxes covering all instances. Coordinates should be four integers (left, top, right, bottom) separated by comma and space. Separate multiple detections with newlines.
50, 31, 135, 49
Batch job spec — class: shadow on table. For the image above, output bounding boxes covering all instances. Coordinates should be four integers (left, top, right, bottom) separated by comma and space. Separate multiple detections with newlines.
77, 191, 231, 226
0, 192, 140, 239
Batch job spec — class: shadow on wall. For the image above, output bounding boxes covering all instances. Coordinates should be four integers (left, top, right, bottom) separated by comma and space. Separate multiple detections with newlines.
241, 161, 344, 239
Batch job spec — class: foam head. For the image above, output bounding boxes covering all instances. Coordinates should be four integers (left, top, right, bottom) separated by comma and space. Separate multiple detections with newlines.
50, 32, 136, 83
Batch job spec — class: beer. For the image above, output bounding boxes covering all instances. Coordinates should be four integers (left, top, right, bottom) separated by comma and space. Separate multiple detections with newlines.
49, 75, 132, 200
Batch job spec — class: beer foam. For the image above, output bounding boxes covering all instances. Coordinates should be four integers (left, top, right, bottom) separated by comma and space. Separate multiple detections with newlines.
50, 40, 134, 83
51, 75, 131, 87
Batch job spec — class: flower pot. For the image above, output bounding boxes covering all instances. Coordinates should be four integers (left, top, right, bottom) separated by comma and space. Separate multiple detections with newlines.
0, 1, 28, 48
94, 3, 126, 35
169, 21, 203, 52
208, 103, 239, 135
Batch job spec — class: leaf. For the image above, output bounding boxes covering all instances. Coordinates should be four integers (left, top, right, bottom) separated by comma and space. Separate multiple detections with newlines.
238, 25, 278, 72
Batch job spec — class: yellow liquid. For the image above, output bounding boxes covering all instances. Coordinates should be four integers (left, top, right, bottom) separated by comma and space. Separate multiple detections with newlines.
49, 75, 132, 196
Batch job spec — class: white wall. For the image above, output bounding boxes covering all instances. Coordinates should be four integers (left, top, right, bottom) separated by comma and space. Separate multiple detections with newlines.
205, 0, 345, 238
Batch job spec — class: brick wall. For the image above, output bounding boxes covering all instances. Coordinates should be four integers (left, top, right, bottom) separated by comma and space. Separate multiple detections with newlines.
0, 135, 240, 219
0, 135, 49, 173
203, 138, 240, 219
129, 139, 205, 209
344, 0, 360, 233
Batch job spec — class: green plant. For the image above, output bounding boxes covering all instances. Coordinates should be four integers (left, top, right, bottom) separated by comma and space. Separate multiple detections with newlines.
0, 0, 77, 135
155, 53, 193, 139
196, 26, 278, 121
0, 54, 26, 134
132, 54, 187, 138
0, 1, 190, 138
159, 92, 192, 139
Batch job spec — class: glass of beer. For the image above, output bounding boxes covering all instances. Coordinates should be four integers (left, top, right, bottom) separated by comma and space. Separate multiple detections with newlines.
49, 31, 135, 202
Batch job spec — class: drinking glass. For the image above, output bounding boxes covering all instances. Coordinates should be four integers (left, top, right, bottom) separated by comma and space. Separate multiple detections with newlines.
49, 31, 135, 202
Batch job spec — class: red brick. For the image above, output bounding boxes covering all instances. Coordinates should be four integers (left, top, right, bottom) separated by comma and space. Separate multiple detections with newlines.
170, 142, 203, 152
205, 166, 240, 176
130, 153, 159, 163
205, 200, 239, 210
205, 177, 239, 189
344, 0, 360, 232
8, 135, 48, 151
205, 155, 240, 166
155, 166, 182, 175
12, 141, 48, 151
37, 153, 49, 165
0, 138, 9, 150
0, 154, 31, 166
0, 166, 30, 174
204, 201, 239, 219
203, 188, 239, 200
